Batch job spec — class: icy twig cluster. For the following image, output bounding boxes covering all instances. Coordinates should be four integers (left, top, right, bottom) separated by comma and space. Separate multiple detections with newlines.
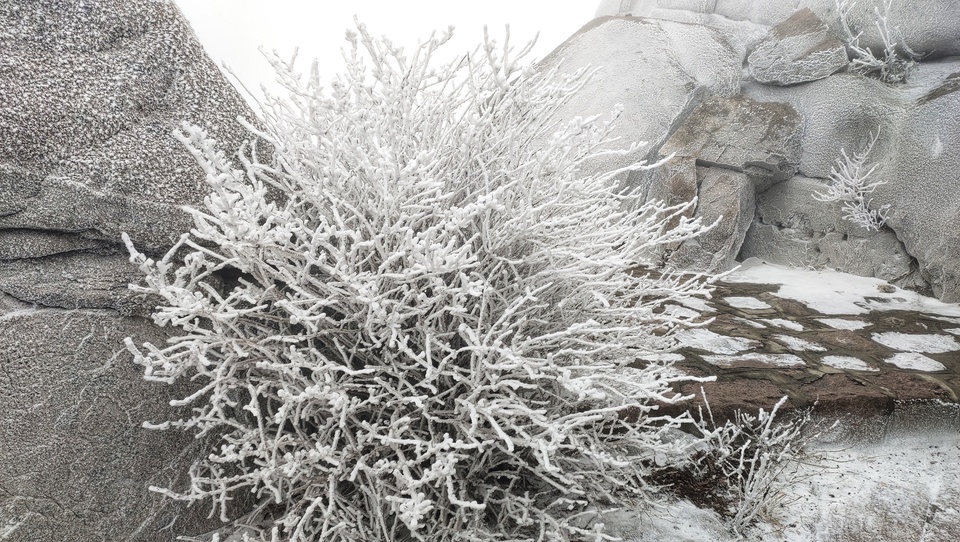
124, 23, 718, 542
813, 131, 890, 231
836, 0, 919, 84
691, 396, 811, 536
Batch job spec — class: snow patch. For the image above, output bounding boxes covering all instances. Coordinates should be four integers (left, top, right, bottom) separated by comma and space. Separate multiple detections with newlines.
871, 332, 960, 353
676, 328, 759, 354
724, 296, 772, 310
679, 296, 715, 313
728, 259, 960, 317
763, 318, 804, 331
884, 352, 947, 371
773, 334, 826, 352
817, 318, 869, 331
945, 328, 960, 336
702, 353, 805, 368
821, 355, 878, 372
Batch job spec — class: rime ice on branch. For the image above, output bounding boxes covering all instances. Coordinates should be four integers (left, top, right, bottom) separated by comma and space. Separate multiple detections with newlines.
124, 22, 718, 542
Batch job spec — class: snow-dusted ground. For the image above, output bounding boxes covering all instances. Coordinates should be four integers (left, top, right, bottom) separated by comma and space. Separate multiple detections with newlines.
726, 259, 960, 318
675, 258, 960, 373
611, 422, 960, 542
619, 260, 960, 541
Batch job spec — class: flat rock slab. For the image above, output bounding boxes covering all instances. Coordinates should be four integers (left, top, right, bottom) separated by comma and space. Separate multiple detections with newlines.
748, 8, 848, 86
660, 95, 803, 189
642, 265, 960, 421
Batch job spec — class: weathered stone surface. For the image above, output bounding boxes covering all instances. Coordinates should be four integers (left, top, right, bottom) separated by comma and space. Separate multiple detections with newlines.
0, 310, 216, 541
0, 2, 257, 540
669, 167, 755, 272
538, 16, 740, 183
748, 8, 848, 86
659, 95, 803, 190
0, 253, 152, 315
740, 176, 927, 290
0, 229, 111, 260
597, 0, 960, 59
0, 0, 252, 251
745, 60, 960, 301
0, 165, 41, 217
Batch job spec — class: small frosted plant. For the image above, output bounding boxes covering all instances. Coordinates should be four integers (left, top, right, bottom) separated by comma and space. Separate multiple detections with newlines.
813, 130, 890, 231
686, 396, 812, 536
124, 23, 719, 542
836, 0, 919, 84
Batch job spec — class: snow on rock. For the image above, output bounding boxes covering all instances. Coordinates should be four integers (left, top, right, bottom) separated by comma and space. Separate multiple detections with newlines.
702, 353, 806, 368
724, 296, 773, 310
596, 0, 960, 59
739, 176, 927, 291
747, 8, 847, 86
762, 318, 804, 331
727, 259, 960, 317
773, 334, 827, 352
744, 59, 960, 302
537, 15, 740, 183
871, 332, 960, 354
884, 352, 948, 372
676, 328, 760, 354
817, 317, 870, 331
821, 355, 879, 372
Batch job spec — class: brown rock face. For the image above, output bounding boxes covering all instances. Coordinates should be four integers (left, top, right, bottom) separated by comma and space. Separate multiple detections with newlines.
660, 95, 804, 190
748, 8, 848, 86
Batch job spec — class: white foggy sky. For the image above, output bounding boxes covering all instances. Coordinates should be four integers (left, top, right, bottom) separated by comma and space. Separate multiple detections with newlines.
173, 1, 595, 110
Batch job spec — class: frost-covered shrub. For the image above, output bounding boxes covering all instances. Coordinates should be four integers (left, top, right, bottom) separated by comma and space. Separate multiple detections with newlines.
813, 130, 890, 232
677, 396, 812, 536
124, 24, 718, 542
836, 0, 919, 84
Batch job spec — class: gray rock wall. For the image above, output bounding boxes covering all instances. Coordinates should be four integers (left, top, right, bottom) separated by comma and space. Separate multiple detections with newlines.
583, 2, 960, 301
0, 0, 254, 540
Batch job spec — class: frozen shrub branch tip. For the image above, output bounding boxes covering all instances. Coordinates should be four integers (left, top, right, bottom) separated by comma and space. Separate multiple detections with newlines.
835, 0, 920, 83
124, 22, 726, 542
813, 130, 890, 232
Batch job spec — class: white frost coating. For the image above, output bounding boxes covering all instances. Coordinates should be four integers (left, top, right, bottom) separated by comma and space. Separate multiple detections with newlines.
678, 295, 715, 313
728, 259, 960, 317
762, 318, 803, 331
735, 317, 767, 329
702, 353, 805, 368
724, 296, 772, 310
817, 318, 869, 331
676, 328, 760, 354
821, 355, 879, 372
932, 315, 960, 324
636, 352, 686, 362
773, 334, 826, 352
871, 332, 960, 354
884, 353, 947, 372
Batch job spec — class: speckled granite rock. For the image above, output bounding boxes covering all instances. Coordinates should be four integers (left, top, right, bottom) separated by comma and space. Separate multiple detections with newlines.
0, 0, 250, 251
0, 1, 254, 540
